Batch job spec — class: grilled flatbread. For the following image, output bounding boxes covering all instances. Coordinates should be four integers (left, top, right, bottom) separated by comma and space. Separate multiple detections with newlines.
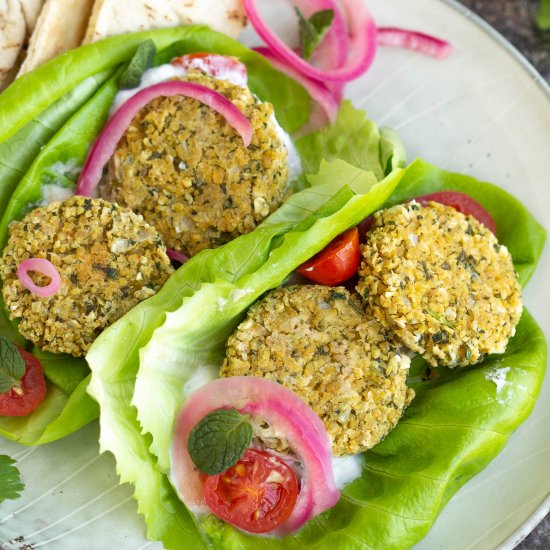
0, 0, 42, 89
18, 0, 94, 74
20, 0, 43, 32
83, 0, 247, 43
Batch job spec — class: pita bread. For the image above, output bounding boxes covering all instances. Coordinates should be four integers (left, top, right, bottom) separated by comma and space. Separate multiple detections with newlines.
1, 0, 28, 89
18, 0, 94, 75
20, 0, 44, 32
83, 0, 247, 44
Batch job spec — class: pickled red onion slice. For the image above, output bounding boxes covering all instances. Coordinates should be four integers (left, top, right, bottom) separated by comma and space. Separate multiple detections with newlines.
166, 249, 189, 265
377, 27, 453, 59
170, 376, 338, 534
17, 258, 61, 297
76, 81, 253, 196
244, 0, 377, 82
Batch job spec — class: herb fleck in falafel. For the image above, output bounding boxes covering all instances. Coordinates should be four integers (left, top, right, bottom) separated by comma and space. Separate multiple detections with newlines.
356, 201, 522, 367
221, 285, 414, 456
0, 196, 173, 356
100, 72, 290, 257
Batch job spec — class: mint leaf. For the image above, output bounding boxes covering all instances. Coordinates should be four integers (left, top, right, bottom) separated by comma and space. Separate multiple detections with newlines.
0, 335, 25, 394
0, 455, 24, 502
537, 0, 550, 31
119, 39, 157, 90
296, 8, 334, 60
187, 409, 253, 475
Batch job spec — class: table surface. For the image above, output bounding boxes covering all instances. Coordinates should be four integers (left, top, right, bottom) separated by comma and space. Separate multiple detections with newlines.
459, 1, 549, 548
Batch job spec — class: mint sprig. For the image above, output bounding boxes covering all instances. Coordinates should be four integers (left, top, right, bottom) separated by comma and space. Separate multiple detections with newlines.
187, 409, 253, 475
119, 39, 157, 90
0, 335, 25, 394
0, 455, 24, 503
296, 8, 335, 60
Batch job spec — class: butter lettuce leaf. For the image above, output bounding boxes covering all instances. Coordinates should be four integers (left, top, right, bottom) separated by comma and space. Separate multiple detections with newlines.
295, 101, 407, 183
88, 157, 545, 550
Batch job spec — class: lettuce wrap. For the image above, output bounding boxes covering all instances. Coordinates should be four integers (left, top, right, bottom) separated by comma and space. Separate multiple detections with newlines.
86, 156, 546, 549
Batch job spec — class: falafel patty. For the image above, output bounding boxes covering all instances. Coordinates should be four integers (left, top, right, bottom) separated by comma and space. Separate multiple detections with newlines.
221, 285, 414, 456
0, 196, 173, 356
100, 72, 289, 257
356, 201, 522, 367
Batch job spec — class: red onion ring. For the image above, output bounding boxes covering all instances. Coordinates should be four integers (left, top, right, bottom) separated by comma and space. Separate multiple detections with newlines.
17, 258, 61, 297
254, 47, 339, 123
171, 376, 338, 534
244, 0, 377, 82
166, 249, 189, 264
377, 27, 453, 59
76, 81, 253, 197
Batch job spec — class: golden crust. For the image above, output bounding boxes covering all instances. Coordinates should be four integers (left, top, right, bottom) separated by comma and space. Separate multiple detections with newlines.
0, 196, 173, 356
221, 285, 414, 456
101, 72, 289, 257
356, 201, 523, 367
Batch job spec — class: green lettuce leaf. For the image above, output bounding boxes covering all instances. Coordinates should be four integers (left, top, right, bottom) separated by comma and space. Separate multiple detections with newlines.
33, 348, 90, 396
0, 73, 120, 249
88, 157, 545, 549
0, 70, 112, 221
295, 101, 407, 183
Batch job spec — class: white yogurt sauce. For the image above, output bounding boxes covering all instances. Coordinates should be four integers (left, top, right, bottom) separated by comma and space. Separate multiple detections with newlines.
331, 454, 364, 490
271, 113, 302, 184
40, 184, 74, 206
485, 365, 511, 404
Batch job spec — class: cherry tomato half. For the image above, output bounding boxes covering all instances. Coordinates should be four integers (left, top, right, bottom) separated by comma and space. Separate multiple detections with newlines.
297, 227, 360, 286
0, 348, 46, 416
414, 191, 497, 234
204, 449, 299, 534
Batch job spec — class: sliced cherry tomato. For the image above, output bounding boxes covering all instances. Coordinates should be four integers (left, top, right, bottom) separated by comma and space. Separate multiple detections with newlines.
0, 348, 46, 416
297, 227, 360, 286
171, 53, 248, 87
414, 191, 497, 234
204, 449, 299, 534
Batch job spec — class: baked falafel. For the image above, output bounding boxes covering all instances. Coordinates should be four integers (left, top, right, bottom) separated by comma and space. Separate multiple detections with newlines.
356, 201, 523, 367
100, 71, 290, 257
221, 285, 414, 456
0, 196, 173, 356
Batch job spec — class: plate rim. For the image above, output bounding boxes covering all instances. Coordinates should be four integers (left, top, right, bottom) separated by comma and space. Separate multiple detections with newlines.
436, 0, 550, 546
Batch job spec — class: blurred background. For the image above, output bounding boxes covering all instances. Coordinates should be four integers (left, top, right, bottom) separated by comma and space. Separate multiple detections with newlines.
459, 1, 549, 548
